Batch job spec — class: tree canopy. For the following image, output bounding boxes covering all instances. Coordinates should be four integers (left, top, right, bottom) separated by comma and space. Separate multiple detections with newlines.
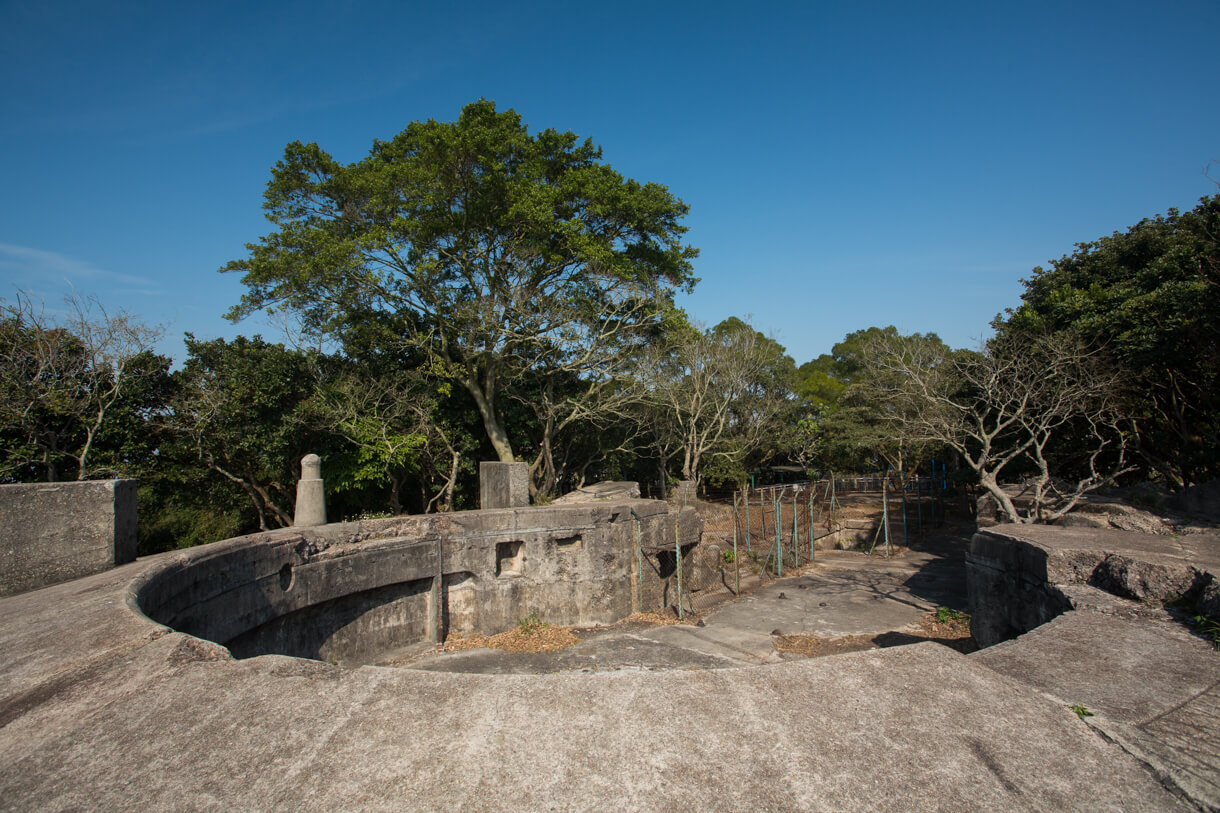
637, 316, 795, 489
1006, 194, 1220, 486
223, 100, 698, 473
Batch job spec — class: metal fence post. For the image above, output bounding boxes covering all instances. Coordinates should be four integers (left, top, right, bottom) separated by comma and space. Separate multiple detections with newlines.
732, 492, 740, 595
675, 514, 683, 620
774, 494, 782, 577
808, 484, 815, 562
883, 479, 891, 557
745, 489, 752, 552
792, 488, 799, 568
901, 471, 908, 548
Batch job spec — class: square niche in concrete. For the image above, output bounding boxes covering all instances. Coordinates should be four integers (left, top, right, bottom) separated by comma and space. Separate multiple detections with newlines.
555, 535, 582, 552
496, 541, 524, 576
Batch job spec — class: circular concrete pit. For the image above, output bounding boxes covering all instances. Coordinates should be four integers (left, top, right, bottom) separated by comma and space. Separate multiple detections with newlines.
131, 500, 698, 667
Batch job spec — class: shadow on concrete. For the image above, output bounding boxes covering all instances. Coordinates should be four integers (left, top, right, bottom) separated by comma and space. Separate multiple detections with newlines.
872, 630, 978, 655
897, 521, 975, 612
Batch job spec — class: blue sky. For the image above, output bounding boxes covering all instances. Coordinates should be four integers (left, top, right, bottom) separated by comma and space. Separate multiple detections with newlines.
2, 0, 1217, 365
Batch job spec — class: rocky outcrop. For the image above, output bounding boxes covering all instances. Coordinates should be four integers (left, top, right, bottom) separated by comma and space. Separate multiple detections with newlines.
550, 481, 641, 504
967, 524, 1220, 647
975, 482, 1220, 535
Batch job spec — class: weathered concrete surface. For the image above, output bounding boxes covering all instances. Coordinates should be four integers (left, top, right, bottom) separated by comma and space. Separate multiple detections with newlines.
293, 453, 327, 527
1, 519, 1200, 810
410, 535, 972, 674
967, 523, 1220, 646
0, 479, 136, 597
134, 500, 702, 666
973, 606, 1220, 809
405, 523, 973, 675
967, 523, 1220, 809
551, 480, 641, 504
0, 559, 1187, 812
479, 461, 529, 509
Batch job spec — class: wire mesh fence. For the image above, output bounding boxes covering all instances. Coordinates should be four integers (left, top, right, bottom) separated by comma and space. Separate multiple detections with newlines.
642, 474, 957, 618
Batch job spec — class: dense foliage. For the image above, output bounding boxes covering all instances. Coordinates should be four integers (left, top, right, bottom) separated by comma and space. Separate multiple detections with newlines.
1005, 195, 1220, 486
3, 105, 1214, 541
223, 99, 698, 487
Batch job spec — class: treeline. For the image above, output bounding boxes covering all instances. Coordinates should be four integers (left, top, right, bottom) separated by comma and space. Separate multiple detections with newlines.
0, 301, 803, 552
2, 100, 1216, 545
794, 194, 1220, 522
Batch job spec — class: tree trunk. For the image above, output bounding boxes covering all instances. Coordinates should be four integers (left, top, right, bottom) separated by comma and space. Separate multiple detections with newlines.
462, 373, 514, 462
979, 474, 1028, 524
388, 474, 403, 515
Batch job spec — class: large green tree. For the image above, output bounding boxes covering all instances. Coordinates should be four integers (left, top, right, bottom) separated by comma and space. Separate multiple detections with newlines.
170, 335, 327, 530
793, 326, 948, 474
1006, 195, 1220, 486
223, 100, 697, 472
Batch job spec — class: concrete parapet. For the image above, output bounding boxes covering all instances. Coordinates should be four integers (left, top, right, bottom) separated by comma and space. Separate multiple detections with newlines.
0, 479, 136, 597
0, 538, 1192, 810
479, 461, 529, 509
967, 523, 1220, 809
551, 481, 640, 504
133, 497, 703, 666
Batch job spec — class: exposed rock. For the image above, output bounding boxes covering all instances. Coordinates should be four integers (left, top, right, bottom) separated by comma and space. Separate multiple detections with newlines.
1055, 500, 1177, 535
1088, 553, 1204, 603
551, 481, 641, 504
976, 492, 1000, 527
1198, 577, 1220, 618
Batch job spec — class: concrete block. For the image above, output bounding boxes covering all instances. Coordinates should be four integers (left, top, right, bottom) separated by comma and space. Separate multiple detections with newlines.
479, 461, 529, 509
0, 479, 136, 597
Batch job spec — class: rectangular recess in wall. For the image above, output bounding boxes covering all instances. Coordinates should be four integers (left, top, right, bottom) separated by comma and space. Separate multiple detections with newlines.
496, 541, 524, 576
555, 535, 582, 552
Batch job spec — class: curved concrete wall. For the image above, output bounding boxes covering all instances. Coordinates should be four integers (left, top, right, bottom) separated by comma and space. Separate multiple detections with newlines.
132, 500, 702, 666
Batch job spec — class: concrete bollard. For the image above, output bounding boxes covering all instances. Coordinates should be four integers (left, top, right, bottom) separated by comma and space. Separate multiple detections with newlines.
479, 461, 529, 509
294, 454, 327, 527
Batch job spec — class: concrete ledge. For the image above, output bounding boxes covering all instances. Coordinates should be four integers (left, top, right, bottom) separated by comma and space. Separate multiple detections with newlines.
967, 523, 1220, 808
0, 601, 1185, 811
968, 524, 1220, 646
132, 500, 702, 666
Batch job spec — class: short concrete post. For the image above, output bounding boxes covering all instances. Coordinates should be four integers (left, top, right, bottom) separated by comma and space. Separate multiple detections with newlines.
294, 453, 327, 527
479, 461, 529, 509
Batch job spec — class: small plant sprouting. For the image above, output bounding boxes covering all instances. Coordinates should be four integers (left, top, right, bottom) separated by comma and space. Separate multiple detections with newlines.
721, 549, 736, 564
1193, 614, 1220, 650
1071, 704, 1094, 720
517, 611, 549, 635
936, 606, 969, 624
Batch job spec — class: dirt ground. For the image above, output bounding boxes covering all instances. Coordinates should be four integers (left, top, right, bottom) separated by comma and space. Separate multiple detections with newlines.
440, 610, 703, 655
773, 610, 977, 659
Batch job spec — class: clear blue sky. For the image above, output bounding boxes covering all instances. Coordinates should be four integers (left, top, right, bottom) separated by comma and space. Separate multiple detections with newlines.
2, 0, 1217, 365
